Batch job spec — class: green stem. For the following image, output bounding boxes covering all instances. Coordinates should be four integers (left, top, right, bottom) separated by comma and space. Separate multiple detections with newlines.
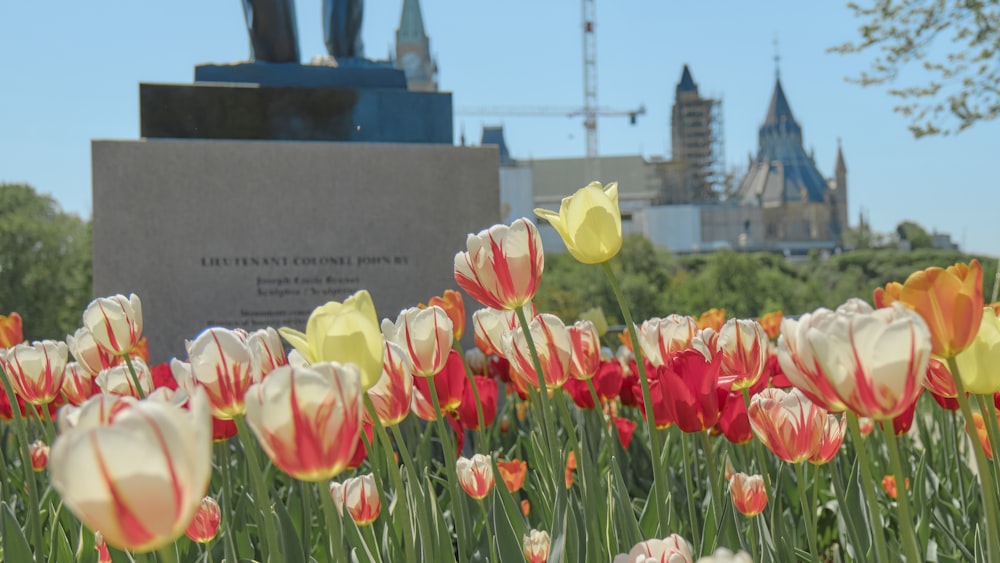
743, 387, 780, 548
601, 261, 670, 535
949, 357, 1000, 561
847, 412, 889, 563
879, 422, 921, 561
680, 431, 701, 551
481, 497, 499, 563
206, 540, 214, 563
794, 462, 819, 562
365, 398, 418, 563
123, 354, 146, 399
748, 517, 760, 563
698, 431, 729, 546
427, 376, 470, 563
0, 365, 43, 554
976, 394, 1000, 495
317, 481, 349, 563
298, 480, 312, 557
359, 521, 383, 563
513, 305, 560, 466
232, 415, 283, 563
216, 442, 239, 563
155, 544, 178, 563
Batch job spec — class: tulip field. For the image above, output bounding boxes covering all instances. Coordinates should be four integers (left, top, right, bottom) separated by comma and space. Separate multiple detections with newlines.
2, 181, 1000, 562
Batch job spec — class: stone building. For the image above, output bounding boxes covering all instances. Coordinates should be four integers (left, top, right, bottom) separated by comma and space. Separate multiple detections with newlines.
394, 0, 438, 92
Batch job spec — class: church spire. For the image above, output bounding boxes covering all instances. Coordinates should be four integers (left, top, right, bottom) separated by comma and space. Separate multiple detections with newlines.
764, 79, 796, 127
394, 0, 437, 92
398, 0, 426, 42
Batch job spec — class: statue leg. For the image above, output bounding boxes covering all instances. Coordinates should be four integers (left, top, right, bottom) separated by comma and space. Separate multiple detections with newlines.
242, 0, 300, 63
323, 0, 364, 59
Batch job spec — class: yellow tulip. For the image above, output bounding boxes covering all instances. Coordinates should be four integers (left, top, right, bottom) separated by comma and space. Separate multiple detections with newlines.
953, 307, 1000, 394
534, 181, 622, 264
578, 306, 609, 337
279, 290, 384, 390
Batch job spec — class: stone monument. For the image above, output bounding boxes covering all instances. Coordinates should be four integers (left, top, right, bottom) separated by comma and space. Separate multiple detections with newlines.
94, 4, 498, 362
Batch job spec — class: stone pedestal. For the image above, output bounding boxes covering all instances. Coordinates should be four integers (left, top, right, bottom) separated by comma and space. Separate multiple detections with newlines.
92, 140, 498, 363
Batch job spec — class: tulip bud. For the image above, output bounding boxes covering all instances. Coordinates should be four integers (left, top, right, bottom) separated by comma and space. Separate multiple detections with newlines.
465, 347, 487, 375
29, 440, 48, 471
330, 473, 381, 526
456, 454, 495, 499
729, 473, 767, 517
82, 294, 143, 356
534, 182, 622, 264
185, 497, 222, 543
522, 529, 551, 563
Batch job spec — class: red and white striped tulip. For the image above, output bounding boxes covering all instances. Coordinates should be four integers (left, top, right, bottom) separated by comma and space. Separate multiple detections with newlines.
49, 388, 213, 552
82, 294, 143, 356
172, 328, 258, 419
247, 327, 288, 377
810, 414, 847, 465
506, 313, 573, 390
729, 473, 767, 517
777, 307, 850, 413
30, 439, 49, 471
185, 497, 221, 543
613, 534, 694, 563
61, 362, 94, 405
95, 358, 153, 398
456, 453, 495, 499
472, 305, 533, 358
454, 218, 544, 311
366, 340, 413, 426
330, 473, 381, 526
748, 387, 827, 463
382, 306, 453, 377
801, 301, 930, 419
717, 319, 769, 390
523, 529, 551, 563
67, 327, 114, 376
568, 320, 601, 380
243, 363, 362, 481
638, 315, 699, 366
5, 340, 68, 404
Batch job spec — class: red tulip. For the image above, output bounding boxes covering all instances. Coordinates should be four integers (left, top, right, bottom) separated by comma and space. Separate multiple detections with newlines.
651, 349, 722, 433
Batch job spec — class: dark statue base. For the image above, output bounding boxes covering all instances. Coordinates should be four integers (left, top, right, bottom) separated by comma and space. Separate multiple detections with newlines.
139, 63, 452, 144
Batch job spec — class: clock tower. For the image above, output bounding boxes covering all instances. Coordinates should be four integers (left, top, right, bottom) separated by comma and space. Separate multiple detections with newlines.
394, 0, 438, 92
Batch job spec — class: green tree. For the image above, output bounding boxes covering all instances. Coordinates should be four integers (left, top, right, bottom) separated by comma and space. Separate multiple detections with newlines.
896, 220, 933, 249
831, 0, 1000, 137
0, 183, 92, 341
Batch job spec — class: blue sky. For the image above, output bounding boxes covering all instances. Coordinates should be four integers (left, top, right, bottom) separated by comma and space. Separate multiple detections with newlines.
1, 1, 997, 255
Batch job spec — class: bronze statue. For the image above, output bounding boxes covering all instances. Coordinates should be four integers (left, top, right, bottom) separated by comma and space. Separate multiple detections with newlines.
241, 0, 363, 63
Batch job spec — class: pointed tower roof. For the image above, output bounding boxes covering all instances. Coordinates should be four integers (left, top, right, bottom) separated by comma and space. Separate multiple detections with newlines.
764, 79, 796, 126
676, 65, 698, 95
398, 0, 426, 42
481, 126, 512, 166
835, 141, 846, 172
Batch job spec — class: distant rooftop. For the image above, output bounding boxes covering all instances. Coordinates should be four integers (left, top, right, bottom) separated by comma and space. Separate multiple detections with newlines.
480, 126, 512, 165
676, 64, 698, 95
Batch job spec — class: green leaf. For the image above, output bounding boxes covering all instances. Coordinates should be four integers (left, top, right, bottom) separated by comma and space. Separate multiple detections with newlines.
1, 502, 33, 562
546, 479, 568, 563
608, 460, 642, 550
274, 495, 307, 563
492, 494, 526, 563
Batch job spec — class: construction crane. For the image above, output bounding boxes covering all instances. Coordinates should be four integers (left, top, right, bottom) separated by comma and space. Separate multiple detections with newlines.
456, 0, 643, 182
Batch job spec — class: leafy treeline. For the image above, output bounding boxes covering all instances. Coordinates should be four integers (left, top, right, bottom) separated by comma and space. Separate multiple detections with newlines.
0, 183, 92, 341
536, 234, 999, 324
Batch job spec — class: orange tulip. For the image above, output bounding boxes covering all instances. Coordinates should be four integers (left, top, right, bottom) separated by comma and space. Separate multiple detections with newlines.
697, 308, 726, 331
758, 311, 783, 340
565, 450, 577, 488
497, 458, 528, 492
521, 499, 530, 517
881, 475, 910, 500
972, 412, 995, 460
185, 497, 222, 543
729, 473, 767, 517
0, 312, 23, 348
874, 259, 984, 358
422, 289, 467, 342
